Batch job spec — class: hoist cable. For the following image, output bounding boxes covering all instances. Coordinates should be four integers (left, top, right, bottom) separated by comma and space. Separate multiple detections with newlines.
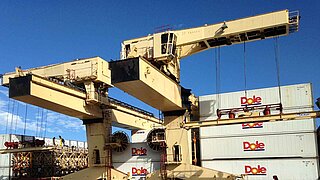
40, 109, 44, 137
36, 107, 40, 137
14, 102, 20, 134
274, 36, 283, 108
44, 110, 48, 138
243, 41, 248, 98
23, 104, 28, 136
215, 47, 221, 110
5, 99, 11, 134
9, 101, 16, 135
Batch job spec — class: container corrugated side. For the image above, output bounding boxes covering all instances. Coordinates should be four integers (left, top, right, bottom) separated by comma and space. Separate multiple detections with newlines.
202, 158, 319, 180
0, 167, 11, 180
113, 161, 160, 178
131, 130, 151, 143
78, 141, 85, 148
201, 132, 317, 159
200, 83, 313, 120
113, 142, 161, 163
22, 135, 34, 142
64, 140, 71, 147
200, 119, 316, 138
0, 134, 10, 149
44, 137, 54, 146
0, 154, 10, 167
70, 140, 78, 147
0, 134, 21, 149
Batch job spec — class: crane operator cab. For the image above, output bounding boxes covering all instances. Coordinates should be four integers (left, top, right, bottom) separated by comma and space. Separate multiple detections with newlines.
157, 32, 177, 61
152, 31, 179, 80
121, 31, 177, 62
121, 31, 180, 81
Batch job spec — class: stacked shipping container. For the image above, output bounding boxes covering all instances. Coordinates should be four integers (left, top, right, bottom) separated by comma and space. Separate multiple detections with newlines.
1, 83, 318, 179
199, 83, 319, 179
0, 134, 87, 179
113, 142, 161, 179
199, 83, 313, 120
0, 134, 20, 180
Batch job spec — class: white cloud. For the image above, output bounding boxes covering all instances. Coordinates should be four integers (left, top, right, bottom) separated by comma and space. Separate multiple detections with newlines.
0, 89, 8, 97
0, 111, 23, 133
0, 99, 7, 110
46, 111, 84, 131
0, 97, 85, 137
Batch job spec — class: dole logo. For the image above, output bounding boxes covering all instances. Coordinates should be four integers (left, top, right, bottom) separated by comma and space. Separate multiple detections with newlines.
132, 147, 147, 156
245, 165, 267, 175
241, 96, 262, 106
132, 167, 148, 176
243, 141, 265, 151
242, 122, 263, 129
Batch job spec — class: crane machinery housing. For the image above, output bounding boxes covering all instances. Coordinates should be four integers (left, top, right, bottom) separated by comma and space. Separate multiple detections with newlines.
1, 9, 316, 180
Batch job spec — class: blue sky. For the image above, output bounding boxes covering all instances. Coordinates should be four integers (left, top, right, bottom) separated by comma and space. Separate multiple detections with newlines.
0, 1, 319, 141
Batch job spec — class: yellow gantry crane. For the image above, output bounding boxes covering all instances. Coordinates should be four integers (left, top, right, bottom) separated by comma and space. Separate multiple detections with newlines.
1, 9, 314, 180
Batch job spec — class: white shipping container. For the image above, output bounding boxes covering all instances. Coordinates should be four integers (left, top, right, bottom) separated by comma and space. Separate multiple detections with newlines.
78, 141, 85, 148
0, 154, 10, 167
202, 158, 319, 180
64, 140, 70, 147
201, 132, 318, 159
1, 134, 85, 148
35, 137, 43, 140
0, 167, 11, 180
70, 140, 78, 147
131, 130, 151, 143
0, 134, 10, 149
11, 135, 22, 142
0, 135, 13, 178
200, 119, 316, 138
22, 135, 34, 142
44, 137, 54, 146
200, 83, 313, 120
0, 134, 21, 149
113, 143, 161, 163
113, 161, 160, 179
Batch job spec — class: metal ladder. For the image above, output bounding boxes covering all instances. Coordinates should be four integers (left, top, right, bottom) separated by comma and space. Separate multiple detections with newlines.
160, 142, 167, 180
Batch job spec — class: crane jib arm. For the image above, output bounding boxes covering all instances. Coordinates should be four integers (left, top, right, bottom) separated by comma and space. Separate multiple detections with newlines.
121, 10, 299, 82
7, 74, 161, 130
122, 10, 299, 60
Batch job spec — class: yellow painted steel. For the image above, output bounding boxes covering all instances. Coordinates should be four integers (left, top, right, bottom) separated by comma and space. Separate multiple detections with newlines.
184, 111, 320, 128
113, 57, 183, 111
121, 10, 297, 81
61, 167, 128, 180
2, 57, 112, 86
9, 74, 161, 129
11, 74, 102, 119
0, 146, 55, 154
147, 163, 243, 179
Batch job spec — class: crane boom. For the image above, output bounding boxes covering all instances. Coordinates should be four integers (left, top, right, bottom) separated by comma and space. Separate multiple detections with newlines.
121, 9, 299, 82
1, 57, 162, 130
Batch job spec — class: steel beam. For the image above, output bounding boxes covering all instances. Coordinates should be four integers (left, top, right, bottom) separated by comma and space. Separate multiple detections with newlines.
8, 74, 161, 130
110, 57, 183, 111
2, 57, 112, 86
9, 74, 101, 119
0, 147, 55, 154
184, 111, 320, 128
